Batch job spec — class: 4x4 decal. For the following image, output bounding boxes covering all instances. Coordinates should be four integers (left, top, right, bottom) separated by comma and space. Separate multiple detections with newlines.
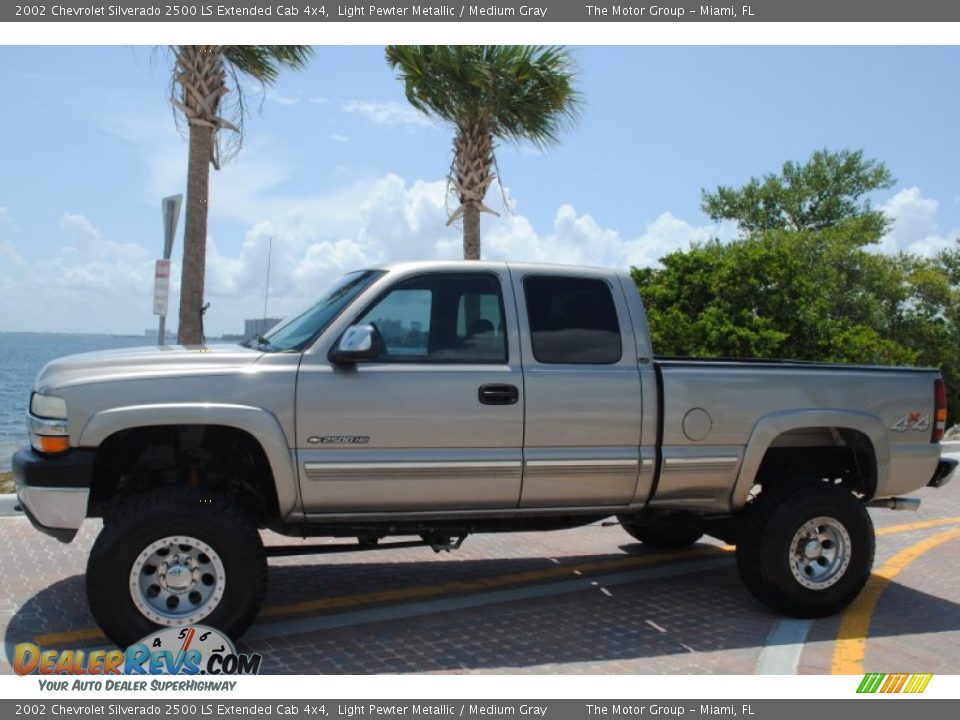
891, 412, 931, 433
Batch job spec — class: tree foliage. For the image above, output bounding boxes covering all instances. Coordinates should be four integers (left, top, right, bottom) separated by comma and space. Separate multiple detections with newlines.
386, 45, 581, 148
636, 149, 960, 418
702, 148, 894, 234
385, 45, 581, 260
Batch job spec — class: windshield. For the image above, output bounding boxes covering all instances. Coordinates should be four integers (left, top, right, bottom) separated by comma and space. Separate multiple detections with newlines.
251, 270, 384, 352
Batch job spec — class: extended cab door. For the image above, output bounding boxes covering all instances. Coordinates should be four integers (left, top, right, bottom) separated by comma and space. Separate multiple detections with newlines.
511, 268, 644, 507
295, 269, 524, 513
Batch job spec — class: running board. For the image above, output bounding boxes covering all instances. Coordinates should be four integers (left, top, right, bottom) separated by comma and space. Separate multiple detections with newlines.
264, 538, 430, 557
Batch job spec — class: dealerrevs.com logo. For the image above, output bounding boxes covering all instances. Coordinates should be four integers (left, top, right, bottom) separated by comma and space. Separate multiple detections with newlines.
14, 625, 262, 676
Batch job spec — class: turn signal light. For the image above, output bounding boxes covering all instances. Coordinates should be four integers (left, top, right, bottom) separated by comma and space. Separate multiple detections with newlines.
37, 436, 70, 454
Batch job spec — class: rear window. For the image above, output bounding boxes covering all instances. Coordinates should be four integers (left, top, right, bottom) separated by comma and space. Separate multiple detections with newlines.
523, 276, 622, 364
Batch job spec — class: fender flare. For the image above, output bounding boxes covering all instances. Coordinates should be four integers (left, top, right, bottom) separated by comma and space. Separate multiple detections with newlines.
79, 403, 299, 517
730, 409, 889, 509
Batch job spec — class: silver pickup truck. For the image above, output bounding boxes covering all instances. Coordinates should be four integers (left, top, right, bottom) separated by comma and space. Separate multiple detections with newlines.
13, 260, 957, 647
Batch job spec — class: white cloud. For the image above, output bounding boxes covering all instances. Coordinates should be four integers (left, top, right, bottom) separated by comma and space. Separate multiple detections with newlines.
60, 212, 102, 241
482, 203, 725, 269
0, 240, 26, 294
187, 174, 724, 335
878, 187, 957, 257
54, 214, 153, 294
12, 170, 715, 335
263, 88, 301, 106
98, 107, 295, 212
330, 134, 349, 143
0, 213, 157, 333
0, 206, 24, 294
15, 182, 956, 338
97, 110, 186, 201
241, 80, 303, 107
194, 175, 448, 328
342, 100, 433, 129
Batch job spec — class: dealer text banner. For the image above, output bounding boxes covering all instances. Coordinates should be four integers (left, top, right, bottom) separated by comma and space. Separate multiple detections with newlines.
5, 0, 960, 23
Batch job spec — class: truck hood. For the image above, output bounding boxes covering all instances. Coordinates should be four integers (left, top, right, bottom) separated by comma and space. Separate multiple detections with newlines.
34, 343, 266, 393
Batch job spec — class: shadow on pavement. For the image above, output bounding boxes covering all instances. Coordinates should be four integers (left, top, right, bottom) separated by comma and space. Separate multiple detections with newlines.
6, 542, 960, 673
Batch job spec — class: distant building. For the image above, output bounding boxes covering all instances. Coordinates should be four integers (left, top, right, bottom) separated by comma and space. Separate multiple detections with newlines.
245, 318, 283, 338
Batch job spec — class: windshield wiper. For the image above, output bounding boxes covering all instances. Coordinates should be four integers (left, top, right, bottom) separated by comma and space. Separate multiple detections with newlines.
255, 334, 276, 351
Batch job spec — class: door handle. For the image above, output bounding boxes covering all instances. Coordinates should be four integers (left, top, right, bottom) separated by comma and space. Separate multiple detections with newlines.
478, 384, 519, 405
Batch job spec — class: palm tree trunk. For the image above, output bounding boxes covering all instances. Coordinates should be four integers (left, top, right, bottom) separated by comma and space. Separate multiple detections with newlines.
463, 203, 481, 260
452, 123, 494, 261
178, 121, 213, 345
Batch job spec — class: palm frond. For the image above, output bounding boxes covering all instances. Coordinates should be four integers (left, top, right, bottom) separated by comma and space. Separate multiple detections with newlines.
171, 45, 313, 166
385, 44, 582, 149
222, 45, 314, 82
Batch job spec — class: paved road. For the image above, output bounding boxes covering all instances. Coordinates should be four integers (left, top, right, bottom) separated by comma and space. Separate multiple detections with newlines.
1, 475, 959, 675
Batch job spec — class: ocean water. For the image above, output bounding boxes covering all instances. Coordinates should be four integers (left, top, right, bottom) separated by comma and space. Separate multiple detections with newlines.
0, 332, 159, 472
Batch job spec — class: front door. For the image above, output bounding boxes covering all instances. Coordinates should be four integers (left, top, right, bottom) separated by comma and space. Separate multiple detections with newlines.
296, 270, 524, 513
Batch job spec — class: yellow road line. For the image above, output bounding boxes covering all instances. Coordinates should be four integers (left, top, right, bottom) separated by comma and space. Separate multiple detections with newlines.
875, 514, 960, 537
831, 526, 960, 675
37, 545, 732, 646
35, 627, 106, 645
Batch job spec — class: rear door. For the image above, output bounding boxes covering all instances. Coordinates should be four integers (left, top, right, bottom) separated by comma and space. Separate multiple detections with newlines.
296, 269, 525, 513
511, 269, 644, 507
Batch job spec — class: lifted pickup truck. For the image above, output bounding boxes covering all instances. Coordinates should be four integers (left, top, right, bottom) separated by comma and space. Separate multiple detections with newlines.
13, 261, 957, 647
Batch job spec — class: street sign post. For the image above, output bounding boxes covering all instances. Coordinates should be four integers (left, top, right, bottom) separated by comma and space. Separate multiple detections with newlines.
153, 259, 171, 316
156, 194, 182, 344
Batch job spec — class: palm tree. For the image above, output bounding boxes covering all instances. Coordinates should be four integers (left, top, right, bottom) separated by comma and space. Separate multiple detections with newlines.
170, 45, 312, 344
386, 45, 581, 260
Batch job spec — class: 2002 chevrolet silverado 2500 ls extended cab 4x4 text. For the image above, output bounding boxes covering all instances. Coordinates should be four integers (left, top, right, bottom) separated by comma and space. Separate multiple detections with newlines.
13, 261, 958, 646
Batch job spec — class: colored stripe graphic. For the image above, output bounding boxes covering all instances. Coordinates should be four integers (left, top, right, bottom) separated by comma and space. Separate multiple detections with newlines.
857, 673, 932, 693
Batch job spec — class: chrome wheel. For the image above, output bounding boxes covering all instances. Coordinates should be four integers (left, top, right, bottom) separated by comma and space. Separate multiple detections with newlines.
789, 516, 851, 590
129, 535, 226, 626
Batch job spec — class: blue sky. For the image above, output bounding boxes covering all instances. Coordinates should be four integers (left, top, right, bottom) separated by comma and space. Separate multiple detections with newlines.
1, 45, 958, 336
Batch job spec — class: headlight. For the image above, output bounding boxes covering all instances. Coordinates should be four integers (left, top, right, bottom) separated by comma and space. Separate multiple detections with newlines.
31, 393, 67, 419
29, 393, 70, 454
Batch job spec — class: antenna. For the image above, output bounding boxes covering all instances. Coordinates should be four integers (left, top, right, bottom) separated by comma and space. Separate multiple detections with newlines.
262, 235, 273, 323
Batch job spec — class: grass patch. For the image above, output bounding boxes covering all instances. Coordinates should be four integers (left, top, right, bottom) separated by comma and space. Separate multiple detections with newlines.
0, 471, 13, 494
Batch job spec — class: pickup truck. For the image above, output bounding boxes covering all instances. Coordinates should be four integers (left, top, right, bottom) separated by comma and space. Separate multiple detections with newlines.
13, 260, 957, 647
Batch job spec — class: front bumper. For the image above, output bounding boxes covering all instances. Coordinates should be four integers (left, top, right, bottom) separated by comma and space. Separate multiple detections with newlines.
13, 446, 95, 543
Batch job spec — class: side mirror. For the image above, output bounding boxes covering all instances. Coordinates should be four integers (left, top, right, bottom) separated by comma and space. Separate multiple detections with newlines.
330, 324, 381, 364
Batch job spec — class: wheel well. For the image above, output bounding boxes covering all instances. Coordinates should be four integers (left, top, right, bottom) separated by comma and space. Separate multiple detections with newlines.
753, 427, 877, 499
88, 424, 280, 525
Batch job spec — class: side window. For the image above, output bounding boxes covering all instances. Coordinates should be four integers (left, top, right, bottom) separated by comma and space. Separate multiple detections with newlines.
359, 288, 431, 357
356, 273, 508, 363
524, 276, 622, 364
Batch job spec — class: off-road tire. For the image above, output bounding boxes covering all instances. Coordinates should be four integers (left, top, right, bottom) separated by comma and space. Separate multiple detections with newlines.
87, 487, 267, 648
618, 512, 705, 550
736, 481, 874, 618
